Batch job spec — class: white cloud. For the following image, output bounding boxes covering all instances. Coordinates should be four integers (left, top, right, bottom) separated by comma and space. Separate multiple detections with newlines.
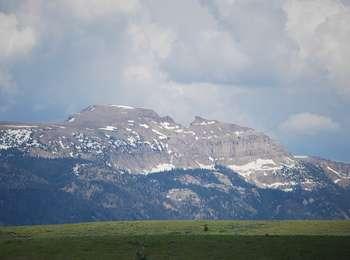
162, 28, 250, 84
115, 29, 244, 125
284, 0, 343, 59
0, 12, 36, 60
316, 9, 350, 96
0, 12, 36, 92
279, 113, 339, 135
203, 0, 300, 84
284, 0, 350, 96
59, 0, 140, 21
129, 0, 250, 85
200, 0, 350, 96
127, 23, 175, 60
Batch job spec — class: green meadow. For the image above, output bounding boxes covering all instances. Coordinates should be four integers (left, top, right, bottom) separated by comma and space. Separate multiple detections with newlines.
1, 220, 350, 259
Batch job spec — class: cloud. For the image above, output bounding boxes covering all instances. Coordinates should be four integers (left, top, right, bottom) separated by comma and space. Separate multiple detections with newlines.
162, 29, 250, 84
111, 0, 249, 86
119, 20, 249, 124
284, 0, 350, 96
203, 0, 300, 85
279, 113, 340, 135
0, 13, 36, 60
59, 0, 140, 21
0, 12, 36, 93
127, 23, 175, 60
201, 0, 350, 95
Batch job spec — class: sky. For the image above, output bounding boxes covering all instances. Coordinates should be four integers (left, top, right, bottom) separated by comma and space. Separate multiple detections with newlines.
0, 0, 349, 162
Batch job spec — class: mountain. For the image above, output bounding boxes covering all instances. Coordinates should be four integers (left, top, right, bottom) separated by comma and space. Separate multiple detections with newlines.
0, 105, 349, 225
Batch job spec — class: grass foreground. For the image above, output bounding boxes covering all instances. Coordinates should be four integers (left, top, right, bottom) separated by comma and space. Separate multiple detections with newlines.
1, 220, 350, 259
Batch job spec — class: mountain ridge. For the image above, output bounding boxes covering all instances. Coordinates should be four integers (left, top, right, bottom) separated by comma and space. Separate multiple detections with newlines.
1, 105, 349, 224
1, 104, 349, 189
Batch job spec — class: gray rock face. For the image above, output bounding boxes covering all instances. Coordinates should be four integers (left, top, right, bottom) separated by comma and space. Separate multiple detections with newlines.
0, 104, 349, 192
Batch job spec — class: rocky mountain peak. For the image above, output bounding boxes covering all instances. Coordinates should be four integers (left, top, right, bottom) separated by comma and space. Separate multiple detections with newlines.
190, 116, 250, 132
1, 104, 350, 192
191, 116, 217, 126
65, 105, 173, 128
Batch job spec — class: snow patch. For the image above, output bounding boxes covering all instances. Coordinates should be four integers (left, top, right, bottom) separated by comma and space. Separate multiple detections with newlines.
264, 181, 297, 191
194, 120, 216, 126
58, 140, 67, 149
293, 155, 308, 159
152, 129, 168, 140
196, 161, 214, 170
183, 130, 196, 136
160, 122, 179, 130
229, 159, 281, 178
127, 136, 138, 147
0, 129, 32, 150
327, 166, 343, 177
110, 105, 134, 109
148, 163, 175, 173
234, 131, 243, 136
327, 166, 350, 184
99, 126, 118, 131
0, 144, 10, 149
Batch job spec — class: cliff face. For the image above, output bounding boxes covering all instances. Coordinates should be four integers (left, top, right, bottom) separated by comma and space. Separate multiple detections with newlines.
0, 105, 288, 176
0, 105, 349, 225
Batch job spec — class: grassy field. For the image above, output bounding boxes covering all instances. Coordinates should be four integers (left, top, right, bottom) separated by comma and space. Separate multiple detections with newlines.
1, 220, 350, 259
